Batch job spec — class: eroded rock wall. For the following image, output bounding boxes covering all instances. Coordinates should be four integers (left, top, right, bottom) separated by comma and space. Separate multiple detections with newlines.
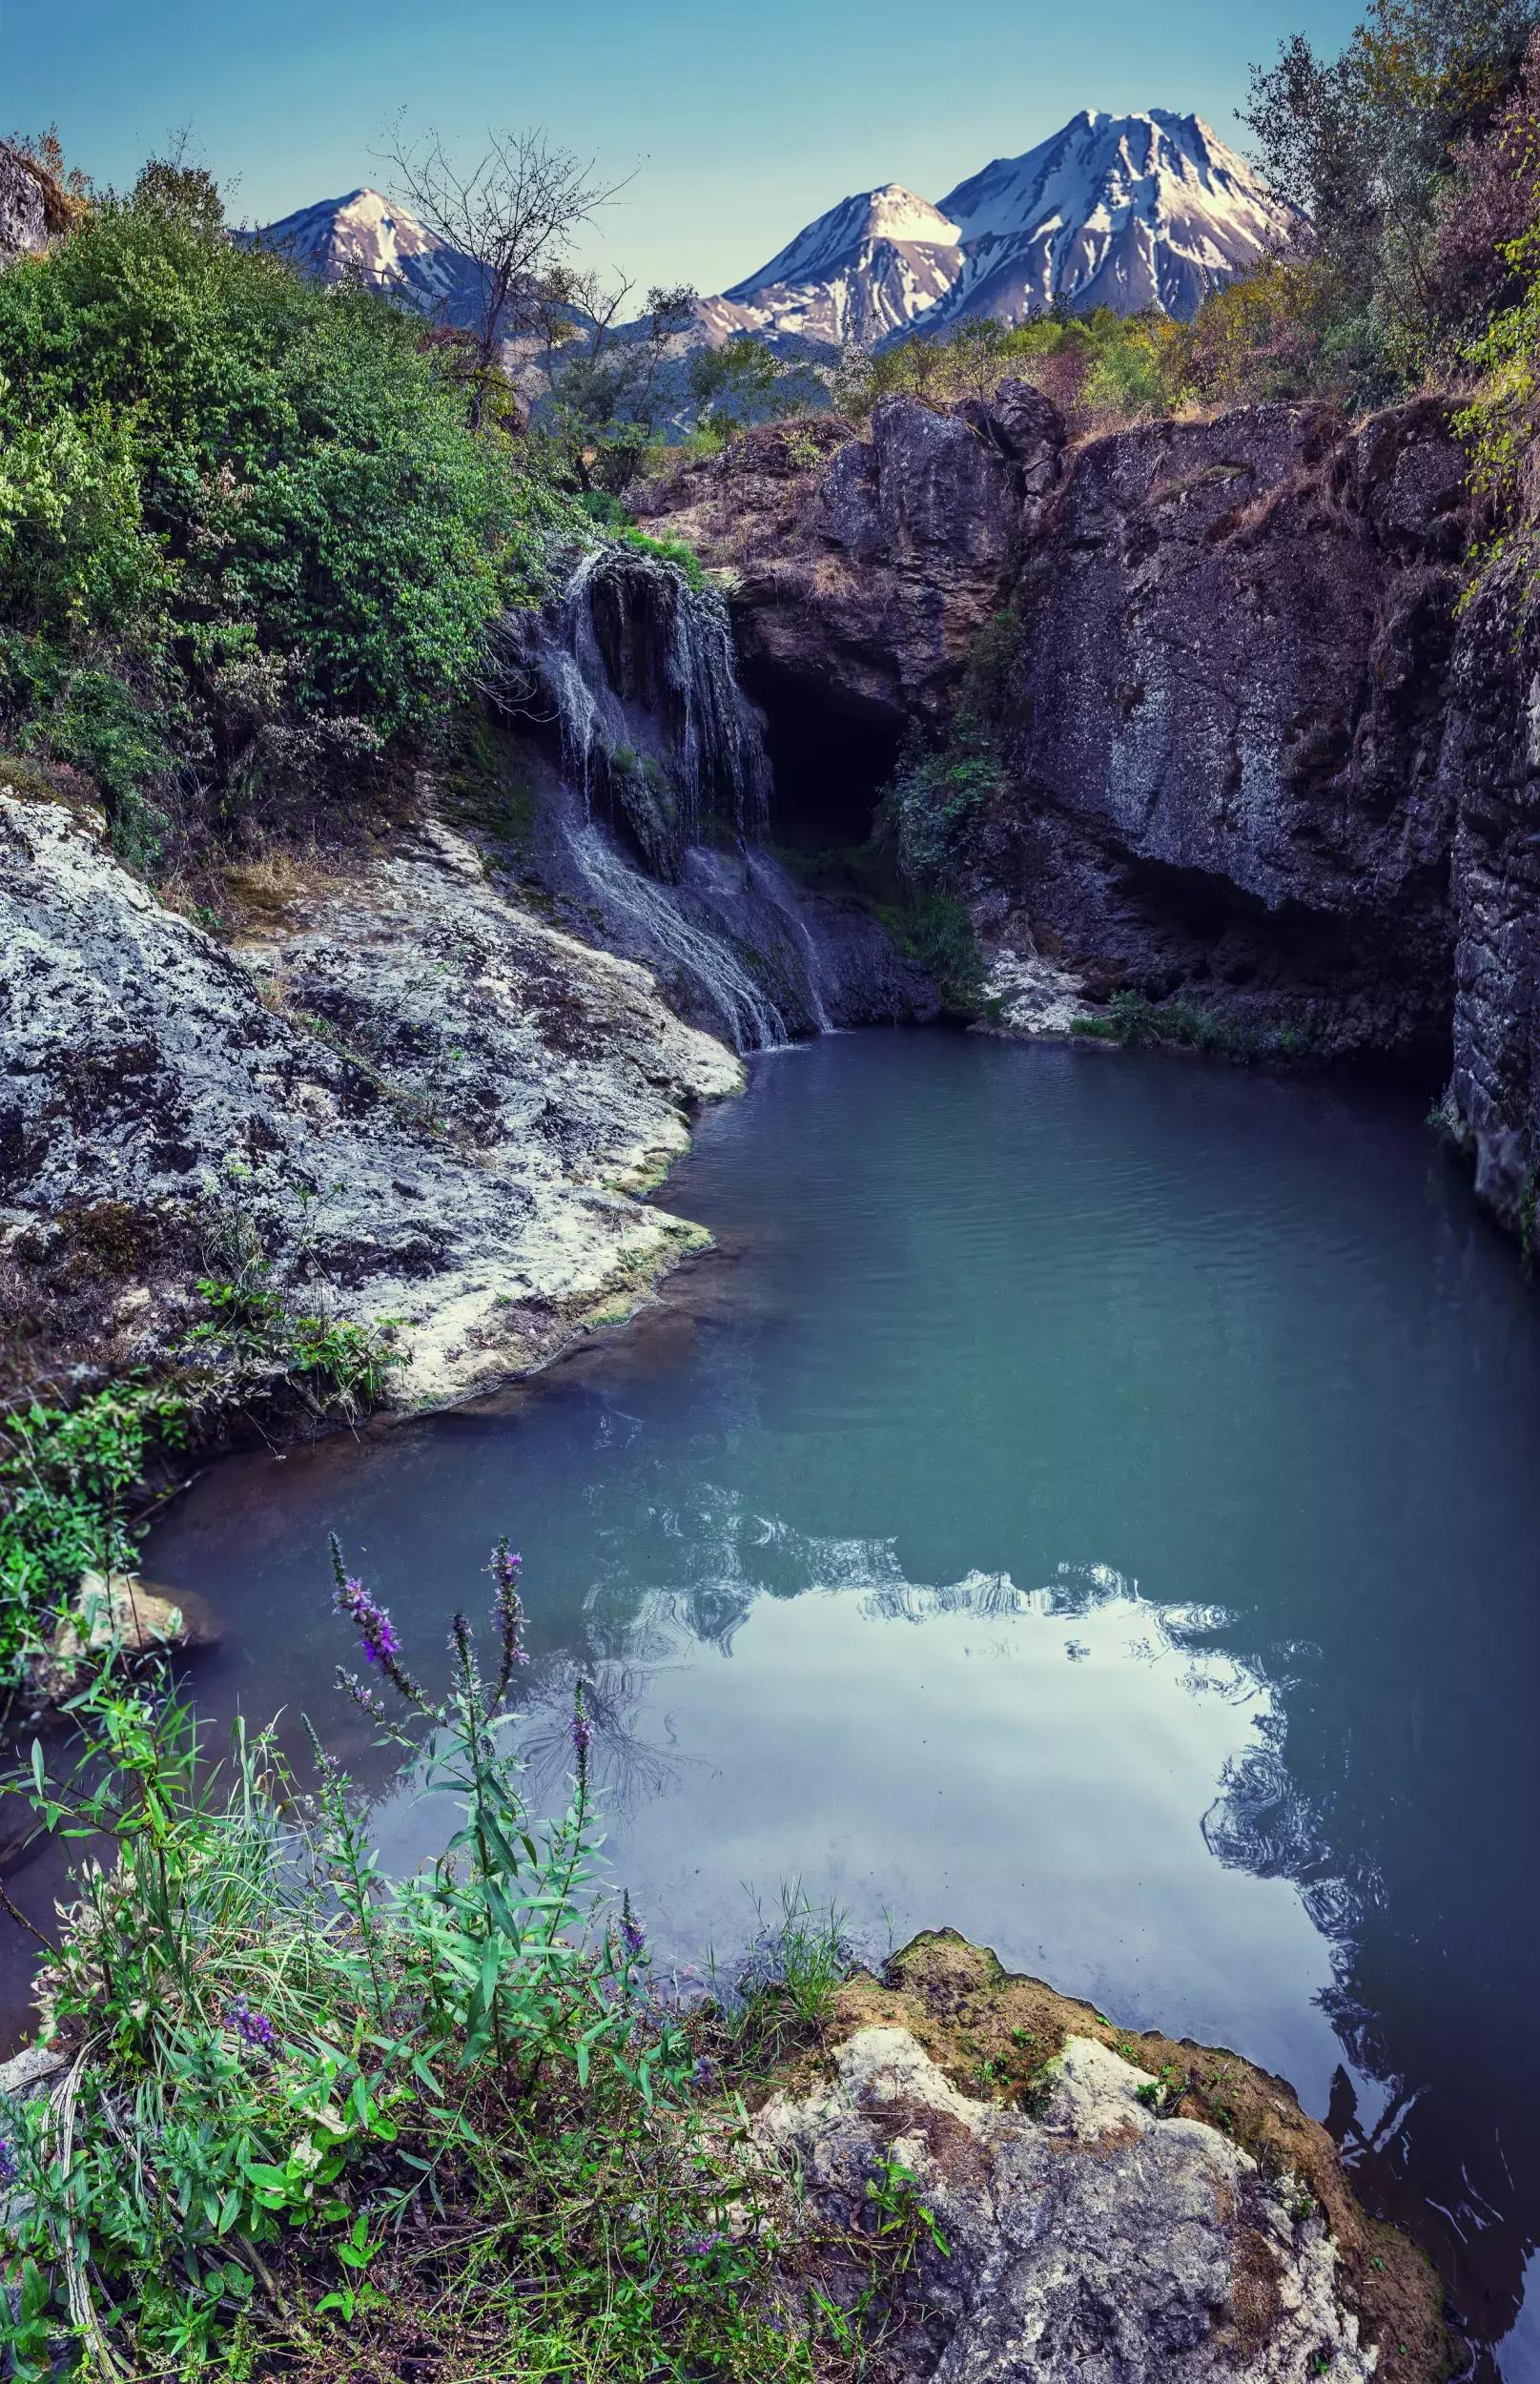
980, 398, 1467, 1060
1434, 563, 1540, 1235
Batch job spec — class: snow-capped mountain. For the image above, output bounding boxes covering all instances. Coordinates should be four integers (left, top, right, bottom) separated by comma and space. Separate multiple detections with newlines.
249, 111, 1302, 364
697, 184, 965, 348
927, 109, 1301, 328
697, 111, 1298, 348
239, 188, 488, 323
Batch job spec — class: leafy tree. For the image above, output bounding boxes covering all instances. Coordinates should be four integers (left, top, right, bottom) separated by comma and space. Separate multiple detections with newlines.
0, 174, 567, 861
1427, 25, 1540, 341
685, 336, 819, 433
1244, 0, 1540, 384
531, 277, 699, 492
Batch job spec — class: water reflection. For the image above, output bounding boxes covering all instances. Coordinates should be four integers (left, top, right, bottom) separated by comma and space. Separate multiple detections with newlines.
62, 1031, 1540, 2376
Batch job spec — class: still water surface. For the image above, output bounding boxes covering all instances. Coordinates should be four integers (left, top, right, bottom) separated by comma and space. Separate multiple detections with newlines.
112, 1033, 1540, 2373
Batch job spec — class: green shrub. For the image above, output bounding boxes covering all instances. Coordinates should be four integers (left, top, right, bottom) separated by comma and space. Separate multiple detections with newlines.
0, 186, 580, 868
575, 486, 633, 528
617, 524, 706, 588
0, 1274, 404, 1685
1070, 988, 1318, 1059
0, 1378, 190, 1677
182, 1271, 404, 1415
877, 892, 986, 1013
873, 611, 1018, 887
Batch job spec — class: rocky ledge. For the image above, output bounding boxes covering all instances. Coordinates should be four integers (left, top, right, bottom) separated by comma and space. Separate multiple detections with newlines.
756, 1933, 1449, 2384
0, 787, 739, 1409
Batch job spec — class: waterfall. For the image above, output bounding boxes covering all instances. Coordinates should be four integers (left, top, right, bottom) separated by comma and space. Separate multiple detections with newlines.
564, 818, 790, 1054
746, 849, 834, 1034
497, 544, 770, 874
492, 539, 934, 1053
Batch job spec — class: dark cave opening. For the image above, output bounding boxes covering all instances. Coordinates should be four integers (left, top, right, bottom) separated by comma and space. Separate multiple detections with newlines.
750, 666, 902, 853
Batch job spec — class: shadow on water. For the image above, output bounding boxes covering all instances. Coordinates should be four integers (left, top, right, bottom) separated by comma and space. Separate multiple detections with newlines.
9, 1028, 1540, 2378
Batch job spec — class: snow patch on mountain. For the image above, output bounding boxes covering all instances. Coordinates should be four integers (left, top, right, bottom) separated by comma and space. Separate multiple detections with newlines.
930, 109, 1301, 327
240, 187, 487, 321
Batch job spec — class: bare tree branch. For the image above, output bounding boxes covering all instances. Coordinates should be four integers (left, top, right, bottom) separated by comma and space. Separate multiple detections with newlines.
382, 116, 634, 427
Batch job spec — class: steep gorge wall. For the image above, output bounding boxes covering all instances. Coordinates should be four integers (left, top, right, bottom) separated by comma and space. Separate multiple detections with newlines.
1434, 565, 1540, 1234
984, 398, 1466, 1063
647, 387, 1540, 1235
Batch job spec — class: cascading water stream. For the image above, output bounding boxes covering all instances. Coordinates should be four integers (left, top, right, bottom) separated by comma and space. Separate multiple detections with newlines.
564, 819, 790, 1053
493, 541, 927, 1051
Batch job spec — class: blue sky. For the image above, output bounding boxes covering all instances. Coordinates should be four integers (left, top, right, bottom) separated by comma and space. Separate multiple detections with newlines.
4, 0, 1358, 294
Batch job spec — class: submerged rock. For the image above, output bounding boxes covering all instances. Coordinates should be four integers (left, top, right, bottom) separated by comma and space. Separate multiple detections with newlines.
754, 1934, 1449, 2384
30, 1570, 218, 1702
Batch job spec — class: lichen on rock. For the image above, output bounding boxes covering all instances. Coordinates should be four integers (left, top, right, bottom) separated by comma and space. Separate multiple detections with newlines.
0, 787, 739, 1410
755, 1933, 1449, 2384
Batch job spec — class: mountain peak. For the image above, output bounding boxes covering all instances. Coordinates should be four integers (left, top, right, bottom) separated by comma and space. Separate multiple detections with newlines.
931, 108, 1300, 326
252, 105, 1302, 362
243, 184, 482, 313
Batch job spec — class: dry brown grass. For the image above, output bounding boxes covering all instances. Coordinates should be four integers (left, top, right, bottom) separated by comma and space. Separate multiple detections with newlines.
216, 843, 354, 934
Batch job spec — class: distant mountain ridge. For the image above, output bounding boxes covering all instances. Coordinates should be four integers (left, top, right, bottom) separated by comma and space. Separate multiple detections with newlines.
249, 108, 1303, 355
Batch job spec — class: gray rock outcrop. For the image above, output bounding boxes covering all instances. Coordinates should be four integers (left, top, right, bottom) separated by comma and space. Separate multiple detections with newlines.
981, 398, 1466, 1061
0, 790, 739, 1407
637, 390, 1057, 729
0, 141, 71, 263
758, 2024, 1377, 2382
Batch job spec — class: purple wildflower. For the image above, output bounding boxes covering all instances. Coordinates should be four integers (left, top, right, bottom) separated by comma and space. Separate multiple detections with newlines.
691, 2054, 717, 2092
225, 1994, 276, 2052
339, 1672, 384, 1718
335, 1572, 400, 1667
570, 1690, 593, 1775
328, 1536, 421, 1705
490, 1539, 528, 1697
0, 2136, 17, 2188
620, 1897, 647, 1962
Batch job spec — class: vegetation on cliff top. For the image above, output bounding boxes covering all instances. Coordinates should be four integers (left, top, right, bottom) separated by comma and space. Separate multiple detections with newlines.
0, 152, 583, 880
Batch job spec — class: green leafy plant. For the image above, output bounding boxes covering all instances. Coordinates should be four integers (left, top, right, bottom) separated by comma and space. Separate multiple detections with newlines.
877, 893, 986, 1013
617, 525, 707, 588
0, 1376, 190, 1677
183, 1270, 404, 1414
0, 1539, 833, 2380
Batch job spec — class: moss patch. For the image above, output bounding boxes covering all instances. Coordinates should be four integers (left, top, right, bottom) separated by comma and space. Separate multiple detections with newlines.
812, 1932, 1450, 2384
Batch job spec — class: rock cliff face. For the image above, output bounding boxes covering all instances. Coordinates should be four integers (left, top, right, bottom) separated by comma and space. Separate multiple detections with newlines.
984, 398, 1466, 1061
0, 790, 738, 1408
637, 390, 1060, 736
646, 383, 1540, 1230
0, 143, 59, 263
1433, 561, 1540, 1237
